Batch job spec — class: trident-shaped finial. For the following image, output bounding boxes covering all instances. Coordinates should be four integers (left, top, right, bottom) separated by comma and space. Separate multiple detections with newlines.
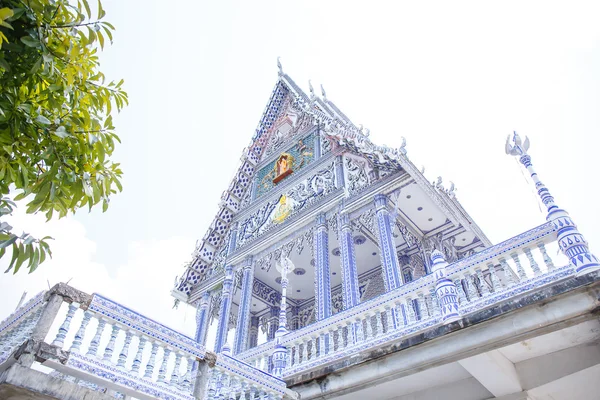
505, 131, 530, 156
277, 57, 283, 76
320, 84, 327, 101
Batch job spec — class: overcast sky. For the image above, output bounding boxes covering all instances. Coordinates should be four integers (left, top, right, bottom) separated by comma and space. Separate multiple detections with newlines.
1, 0, 599, 339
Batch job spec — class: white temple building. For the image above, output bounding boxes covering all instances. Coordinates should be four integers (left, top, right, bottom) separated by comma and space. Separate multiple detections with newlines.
1, 63, 599, 400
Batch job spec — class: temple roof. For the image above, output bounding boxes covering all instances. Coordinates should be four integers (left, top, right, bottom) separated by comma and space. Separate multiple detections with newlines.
172, 66, 491, 303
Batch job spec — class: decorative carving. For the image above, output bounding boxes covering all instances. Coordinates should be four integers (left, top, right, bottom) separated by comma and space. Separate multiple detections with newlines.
345, 156, 370, 195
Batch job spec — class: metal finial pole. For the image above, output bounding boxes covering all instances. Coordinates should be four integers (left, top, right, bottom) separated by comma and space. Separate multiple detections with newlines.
505, 132, 600, 276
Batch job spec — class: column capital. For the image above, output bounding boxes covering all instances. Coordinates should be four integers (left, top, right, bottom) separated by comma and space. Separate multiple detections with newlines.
339, 212, 352, 231
374, 193, 388, 210
315, 212, 328, 229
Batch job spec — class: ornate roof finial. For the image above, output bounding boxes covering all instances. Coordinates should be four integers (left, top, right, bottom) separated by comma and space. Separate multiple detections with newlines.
277, 57, 283, 76
308, 80, 315, 100
505, 130, 530, 156
320, 84, 327, 101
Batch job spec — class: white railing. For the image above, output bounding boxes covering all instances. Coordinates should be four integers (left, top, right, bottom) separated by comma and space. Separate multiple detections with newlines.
238, 222, 569, 377
0, 288, 297, 400
0, 291, 46, 367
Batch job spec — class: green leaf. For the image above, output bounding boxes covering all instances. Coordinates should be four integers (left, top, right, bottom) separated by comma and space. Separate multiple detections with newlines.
0, 234, 18, 249
35, 115, 51, 125
0, 8, 14, 20
0, 57, 9, 72
82, 0, 92, 19
5, 243, 18, 273
54, 126, 70, 138
20, 36, 39, 47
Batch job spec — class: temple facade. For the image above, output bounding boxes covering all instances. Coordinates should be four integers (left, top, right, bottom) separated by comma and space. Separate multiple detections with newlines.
1, 64, 600, 400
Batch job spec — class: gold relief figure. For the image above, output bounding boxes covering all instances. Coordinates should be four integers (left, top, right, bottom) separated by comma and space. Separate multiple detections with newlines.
272, 194, 295, 224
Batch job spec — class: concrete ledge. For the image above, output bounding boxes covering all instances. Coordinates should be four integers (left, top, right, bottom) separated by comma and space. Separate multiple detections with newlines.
289, 273, 600, 399
0, 363, 114, 400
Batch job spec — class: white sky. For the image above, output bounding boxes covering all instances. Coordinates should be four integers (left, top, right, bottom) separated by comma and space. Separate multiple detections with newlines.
1, 0, 599, 339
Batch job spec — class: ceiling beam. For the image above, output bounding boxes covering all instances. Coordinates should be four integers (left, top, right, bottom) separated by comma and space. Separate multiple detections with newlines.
459, 350, 523, 397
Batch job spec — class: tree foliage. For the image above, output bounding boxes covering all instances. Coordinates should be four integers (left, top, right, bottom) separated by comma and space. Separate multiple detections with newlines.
0, 0, 127, 274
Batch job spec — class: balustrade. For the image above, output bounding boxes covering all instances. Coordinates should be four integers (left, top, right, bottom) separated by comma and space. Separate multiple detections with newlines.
234, 222, 573, 381
0, 288, 296, 400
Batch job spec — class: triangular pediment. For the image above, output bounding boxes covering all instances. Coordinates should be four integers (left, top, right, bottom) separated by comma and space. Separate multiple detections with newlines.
172, 70, 491, 303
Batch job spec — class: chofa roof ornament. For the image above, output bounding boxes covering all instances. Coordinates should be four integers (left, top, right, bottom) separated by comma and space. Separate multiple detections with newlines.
277, 56, 283, 77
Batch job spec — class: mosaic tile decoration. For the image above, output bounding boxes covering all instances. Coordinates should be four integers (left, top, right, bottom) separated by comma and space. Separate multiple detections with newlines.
254, 131, 316, 199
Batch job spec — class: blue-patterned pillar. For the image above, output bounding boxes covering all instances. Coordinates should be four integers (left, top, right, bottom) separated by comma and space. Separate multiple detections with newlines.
338, 212, 360, 309
314, 213, 332, 320
267, 306, 279, 341
214, 265, 234, 353
314, 128, 322, 160
507, 133, 600, 276
248, 316, 259, 348
214, 223, 239, 353
194, 291, 211, 345
374, 194, 403, 291
431, 250, 460, 323
233, 256, 255, 355
272, 257, 293, 378
334, 155, 345, 189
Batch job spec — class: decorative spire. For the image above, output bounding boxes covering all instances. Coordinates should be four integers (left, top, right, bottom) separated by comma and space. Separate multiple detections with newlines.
308, 80, 315, 100
277, 56, 283, 77
320, 84, 327, 101
506, 131, 600, 276
431, 250, 460, 323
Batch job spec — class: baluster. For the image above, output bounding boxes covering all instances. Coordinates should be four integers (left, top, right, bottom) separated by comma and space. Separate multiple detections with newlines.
181, 357, 193, 391
239, 382, 249, 400
476, 269, 491, 296
417, 293, 427, 319
208, 370, 220, 397
312, 336, 319, 358
488, 263, 502, 292
500, 258, 517, 287
318, 334, 325, 358
327, 330, 335, 354
524, 247, 541, 275
375, 310, 384, 336
117, 330, 133, 368
384, 306, 394, 332
249, 386, 257, 400
87, 318, 106, 357
429, 287, 441, 317
228, 377, 238, 400
337, 325, 345, 348
103, 324, 120, 362
157, 347, 171, 383
70, 310, 92, 353
131, 336, 147, 373
453, 279, 467, 305
405, 298, 415, 324
365, 313, 374, 339
52, 303, 78, 348
511, 252, 527, 280
302, 340, 308, 363
144, 342, 159, 378
465, 273, 479, 300
293, 342, 300, 366
354, 317, 364, 341
345, 321, 354, 345
394, 301, 405, 327
170, 352, 183, 385
425, 290, 434, 317
537, 243, 555, 271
